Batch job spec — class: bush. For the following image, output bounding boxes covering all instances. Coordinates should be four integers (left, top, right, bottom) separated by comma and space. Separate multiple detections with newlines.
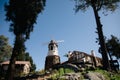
94, 69, 120, 80
64, 68, 74, 73
59, 68, 64, 76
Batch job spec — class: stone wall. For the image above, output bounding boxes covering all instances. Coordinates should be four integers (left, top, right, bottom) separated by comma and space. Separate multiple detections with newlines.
45, 55, 60, 70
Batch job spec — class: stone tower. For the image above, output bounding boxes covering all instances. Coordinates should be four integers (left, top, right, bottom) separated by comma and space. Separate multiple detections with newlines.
45, 40, 60, 70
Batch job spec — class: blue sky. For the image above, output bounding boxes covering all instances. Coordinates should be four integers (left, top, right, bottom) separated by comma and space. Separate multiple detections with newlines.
0, 0, 120, 70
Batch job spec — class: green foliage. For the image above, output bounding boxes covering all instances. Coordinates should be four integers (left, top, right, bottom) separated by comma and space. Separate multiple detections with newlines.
48, 68, 75, 79
64, 68, 74, 73
49, 69, 58, 79
49, 68, 120, 80
59, 68, 64, 76
63, 53, 68, 57
4, 0, 46, 79
106, 35, 120, 59
47, 68, 120, 80
16, 52, 36, 72
94, 69, 120, 80
94, 69, 111, 80
30, 63, 36, 72
5, 0, 46, 39
72, 0, 120, 71
0, 35, 12, 62
110, 73, 120, 80
39, 69, 45, 74
58, 68, 74, 76
73, 0, 120, 12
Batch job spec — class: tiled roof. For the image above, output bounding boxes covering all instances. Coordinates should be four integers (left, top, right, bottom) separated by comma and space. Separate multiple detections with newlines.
0, 61, 31, 66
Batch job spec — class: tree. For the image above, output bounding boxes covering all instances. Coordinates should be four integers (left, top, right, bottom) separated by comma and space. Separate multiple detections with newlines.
106, 35, 120, 59
0, 35, 12, 79
0, 35, 12, 62
16, 52, 36, 72
4, 0, 46, 79
105, 35, 120, 71
73, 0, 120, 71
29, 56, 36, 72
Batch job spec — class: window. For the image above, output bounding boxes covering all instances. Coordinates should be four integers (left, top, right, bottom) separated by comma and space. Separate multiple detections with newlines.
50, 45, 53, 50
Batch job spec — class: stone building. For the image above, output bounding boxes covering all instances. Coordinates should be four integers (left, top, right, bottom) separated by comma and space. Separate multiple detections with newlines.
67, 50, 102, 68
45, 40, 60, 70
0, 61, 31, 75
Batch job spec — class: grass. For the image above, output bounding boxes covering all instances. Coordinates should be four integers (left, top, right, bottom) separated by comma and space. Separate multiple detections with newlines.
92, 69, 120, 80
49, 68, 75, 79
47, 68, 120, 80
110, 72, 120, 80
35, 68, 120, 80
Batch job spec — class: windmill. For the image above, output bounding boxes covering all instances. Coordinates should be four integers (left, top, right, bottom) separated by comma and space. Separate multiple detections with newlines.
44, 39, 64, 70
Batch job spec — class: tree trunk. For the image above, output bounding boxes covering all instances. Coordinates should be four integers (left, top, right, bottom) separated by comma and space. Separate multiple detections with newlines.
91, 3, 111, 71
5, 34, 23, 80
108, 52, 118, 72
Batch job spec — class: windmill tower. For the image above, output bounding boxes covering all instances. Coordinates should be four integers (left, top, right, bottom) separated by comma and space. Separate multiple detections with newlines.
45, 40, 62, 70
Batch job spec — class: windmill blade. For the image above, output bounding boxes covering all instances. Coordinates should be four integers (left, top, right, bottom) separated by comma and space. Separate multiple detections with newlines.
42, 40, 64, 46
56, 40, 64, 43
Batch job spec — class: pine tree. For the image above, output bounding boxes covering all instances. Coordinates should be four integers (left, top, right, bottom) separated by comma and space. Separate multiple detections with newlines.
73, 0, 120, 71
5, 0, 46, 79
0, 35, 12, 62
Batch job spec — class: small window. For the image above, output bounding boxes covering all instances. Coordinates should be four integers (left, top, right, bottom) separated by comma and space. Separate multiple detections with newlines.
50, 46, 53, 50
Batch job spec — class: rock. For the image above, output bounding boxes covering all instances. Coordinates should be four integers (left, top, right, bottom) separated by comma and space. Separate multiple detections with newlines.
58, 73, 81, 80
84, 72, 105, 80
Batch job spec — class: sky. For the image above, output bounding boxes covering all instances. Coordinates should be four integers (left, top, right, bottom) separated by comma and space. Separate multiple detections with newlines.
0, 0, 120, 70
